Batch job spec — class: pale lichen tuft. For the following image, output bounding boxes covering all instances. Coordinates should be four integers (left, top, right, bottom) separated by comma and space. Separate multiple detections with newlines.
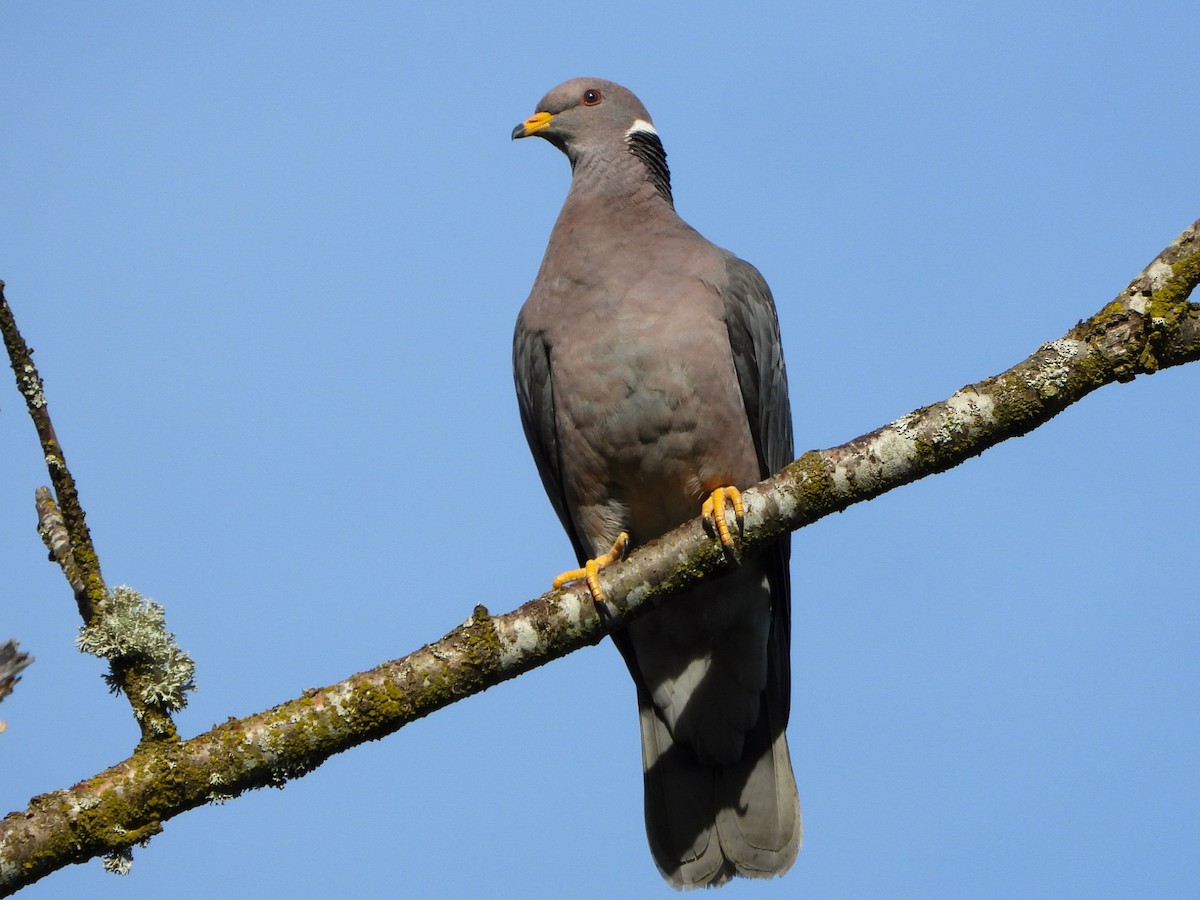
76, 585, 196, 712
102, 847, 133, 876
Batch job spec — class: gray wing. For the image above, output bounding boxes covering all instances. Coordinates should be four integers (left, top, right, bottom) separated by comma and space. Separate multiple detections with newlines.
512, 312, 589, 564
719, 254, 794, 718
720, 255, 794, 479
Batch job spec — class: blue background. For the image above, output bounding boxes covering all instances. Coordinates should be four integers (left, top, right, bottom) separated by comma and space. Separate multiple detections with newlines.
2, 3, 1197, 898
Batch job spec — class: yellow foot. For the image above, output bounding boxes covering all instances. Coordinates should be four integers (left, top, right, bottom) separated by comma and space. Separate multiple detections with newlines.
552, 532, 629, 602
702, 485, 745, 549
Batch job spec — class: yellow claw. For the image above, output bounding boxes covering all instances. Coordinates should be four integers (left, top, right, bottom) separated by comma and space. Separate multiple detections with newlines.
552, 532, 629, 602
702, 485, 745, 549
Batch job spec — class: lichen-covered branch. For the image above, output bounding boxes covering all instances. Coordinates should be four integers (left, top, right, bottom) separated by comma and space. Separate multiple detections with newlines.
0, 220, 1196, 895
748, 218, 1200, 542
76, 587, 196, 713
0, 283, 183, 741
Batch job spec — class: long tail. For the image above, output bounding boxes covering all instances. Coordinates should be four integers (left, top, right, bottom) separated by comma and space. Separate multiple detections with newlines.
639, 687, 801, 888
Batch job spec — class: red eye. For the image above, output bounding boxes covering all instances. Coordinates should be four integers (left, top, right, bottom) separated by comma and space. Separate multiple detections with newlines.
582, 88, 602, 106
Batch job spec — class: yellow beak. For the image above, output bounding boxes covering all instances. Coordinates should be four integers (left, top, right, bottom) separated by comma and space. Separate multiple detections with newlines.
512, 111, 554, 140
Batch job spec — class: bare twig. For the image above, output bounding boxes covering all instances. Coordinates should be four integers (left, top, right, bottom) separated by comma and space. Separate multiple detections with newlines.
0, 220, 1195, 895
35, 486, 83, 597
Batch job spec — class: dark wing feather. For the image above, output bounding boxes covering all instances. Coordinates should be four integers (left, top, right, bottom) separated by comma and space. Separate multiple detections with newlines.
720, 255, 795, 720
720, 255, 794, 478
513, 313, 589, 564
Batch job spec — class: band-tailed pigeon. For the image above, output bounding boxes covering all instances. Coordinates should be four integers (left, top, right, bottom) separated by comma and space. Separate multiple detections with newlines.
512, 78, 799, 888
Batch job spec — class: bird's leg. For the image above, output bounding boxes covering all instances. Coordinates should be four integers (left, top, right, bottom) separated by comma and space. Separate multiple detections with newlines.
702, 485, 745, 552
552, 532, 629, 602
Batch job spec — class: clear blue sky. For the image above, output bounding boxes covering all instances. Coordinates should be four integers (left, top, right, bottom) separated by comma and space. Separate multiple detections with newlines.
2, 3, 1197, 898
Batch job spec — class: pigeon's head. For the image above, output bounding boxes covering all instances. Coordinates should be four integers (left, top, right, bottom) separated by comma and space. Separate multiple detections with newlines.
513, 78, 671, 203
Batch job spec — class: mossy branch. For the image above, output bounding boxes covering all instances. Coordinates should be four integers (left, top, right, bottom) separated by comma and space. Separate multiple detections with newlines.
1, 283, 185, 741
0, 220, 1196, 895
0, 285, 105, 626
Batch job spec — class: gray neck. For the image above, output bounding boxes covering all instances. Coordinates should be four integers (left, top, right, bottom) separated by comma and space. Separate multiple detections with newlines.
564, 133, 674, 211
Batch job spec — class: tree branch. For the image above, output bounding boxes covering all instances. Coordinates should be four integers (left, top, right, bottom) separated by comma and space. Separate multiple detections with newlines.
0, 220, 1196, 895
0, 285, 105, 625
0, 283, 182, 741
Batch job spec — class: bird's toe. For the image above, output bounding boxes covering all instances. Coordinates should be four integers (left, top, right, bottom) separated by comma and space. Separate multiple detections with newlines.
551, 531, 629, 602
701, 486, 745, 552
